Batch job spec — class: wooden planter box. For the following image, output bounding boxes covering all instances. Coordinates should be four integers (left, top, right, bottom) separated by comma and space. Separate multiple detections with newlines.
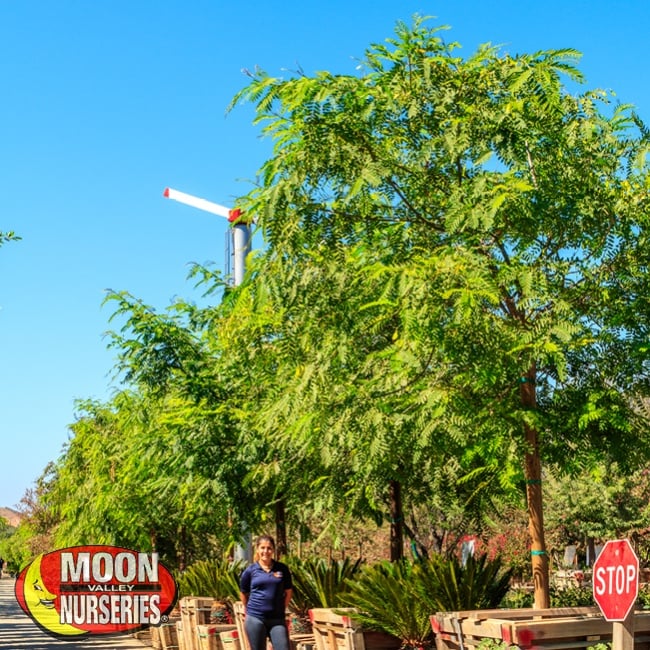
181, 597, 217, 650
151, 616, 182, 650
431, 607, 650, 650
132, 627, 154, 646
309, 608, 401, 650
178, 620, 187, 650
220, 629, 242, 650
178, 596, 237, 650
196, 625, 240, 650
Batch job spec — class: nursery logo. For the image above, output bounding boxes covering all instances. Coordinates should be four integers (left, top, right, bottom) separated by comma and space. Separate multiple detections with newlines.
15, 545, 178, 638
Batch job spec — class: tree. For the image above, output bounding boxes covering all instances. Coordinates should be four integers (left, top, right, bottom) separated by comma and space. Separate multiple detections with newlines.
104, 285, 276, 558
544, 464, 650, 564
231, 16, 650, 606
41, 386, 240, 569
225, 244, 512, 560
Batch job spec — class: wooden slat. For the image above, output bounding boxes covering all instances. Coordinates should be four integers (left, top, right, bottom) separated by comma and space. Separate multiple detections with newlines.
310, 608, 365, 650
196, 625, 220, 650
434, 607, 600, 624
177, 620, 187, 650
309, 608, 401, 650
232, 601, 250, 650
156, 618, 181, 650
220, 630, 242, 650
506, 612, 650, 646
310, 609, 363, 629
431, 609, 650, 650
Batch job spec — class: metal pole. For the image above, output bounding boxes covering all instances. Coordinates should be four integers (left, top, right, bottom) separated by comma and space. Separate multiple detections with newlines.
231, 222, 251, 287
163, 187, 253, 561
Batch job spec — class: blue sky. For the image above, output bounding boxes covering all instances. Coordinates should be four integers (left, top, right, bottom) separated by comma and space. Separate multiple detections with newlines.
0, 1, 648, 510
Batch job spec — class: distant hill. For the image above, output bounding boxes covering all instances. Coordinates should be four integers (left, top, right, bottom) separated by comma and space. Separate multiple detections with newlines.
0, 507, 23, 528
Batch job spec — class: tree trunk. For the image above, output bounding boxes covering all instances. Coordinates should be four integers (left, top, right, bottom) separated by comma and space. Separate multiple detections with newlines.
586, 537, 596, 566
389, 479, 404, 561
275, 497, 287, 558
521, 364, 550, 608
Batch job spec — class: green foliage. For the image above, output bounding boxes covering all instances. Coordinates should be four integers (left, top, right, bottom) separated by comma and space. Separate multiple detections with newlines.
549, 586, 594, 607
500, 588, 534, 609
228, 12, 650, 589
637, 584, 650, 610
476, 641, 511, 650
415, 553, 513, 613
0, 230, 20, 246
287, 557, 362, 615
341, 559, 435, 649
0, 516, 13, 540
44, 393, 237, 568
0, 518, 18, 573
177, 558, 244, 602
341, 554, 512, 649
474, 509, 532, 581
493, 584, 595, 609
544, 466, 650, 552
13, 16, 650, 585
0, 521, 41, 572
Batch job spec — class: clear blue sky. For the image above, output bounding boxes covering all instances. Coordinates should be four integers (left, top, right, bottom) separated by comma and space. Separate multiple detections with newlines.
0, 1, 648, 510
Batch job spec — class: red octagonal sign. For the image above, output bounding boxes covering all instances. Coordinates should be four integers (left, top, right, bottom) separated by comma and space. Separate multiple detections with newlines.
593, 539, 639, 621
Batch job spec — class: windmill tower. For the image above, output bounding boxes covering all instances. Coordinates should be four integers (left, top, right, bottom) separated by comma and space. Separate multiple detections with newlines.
164, 186, 253, 562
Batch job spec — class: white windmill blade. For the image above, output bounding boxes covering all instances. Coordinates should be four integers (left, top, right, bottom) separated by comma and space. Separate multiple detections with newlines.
163, 187, 231, 219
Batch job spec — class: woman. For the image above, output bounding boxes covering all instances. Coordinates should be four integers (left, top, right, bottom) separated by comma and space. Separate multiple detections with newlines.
240, 535, 293, 650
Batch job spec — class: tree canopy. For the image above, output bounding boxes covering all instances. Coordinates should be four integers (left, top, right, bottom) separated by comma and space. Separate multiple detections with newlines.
227, 16, 650, 604
12, 18, 650, 608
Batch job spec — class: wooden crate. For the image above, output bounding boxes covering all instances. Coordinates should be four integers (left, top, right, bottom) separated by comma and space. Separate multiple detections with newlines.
177, 620, 187, 650
431, 607, 650, 650
221, 629, 242, 650
291, 634, 317, 650
310, 609, 364, 650
181, 597, 216, 650
152, 625, 162, 650
233, 602, 249, 650
197, 625, 224, 650
197, 624, 239, 650
309, 608, 400, 650
133, 627, 154, 646
152, 617, 182, 650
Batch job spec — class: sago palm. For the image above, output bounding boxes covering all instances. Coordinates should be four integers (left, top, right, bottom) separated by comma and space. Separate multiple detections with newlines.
341, 560, 433, 649
288, 557, 362, 615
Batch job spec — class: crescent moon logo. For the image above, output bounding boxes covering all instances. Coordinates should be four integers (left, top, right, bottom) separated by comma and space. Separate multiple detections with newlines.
16, 553, 87, 636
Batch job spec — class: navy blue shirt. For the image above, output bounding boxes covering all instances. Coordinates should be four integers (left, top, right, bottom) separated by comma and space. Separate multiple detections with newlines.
240, 561, 293, 620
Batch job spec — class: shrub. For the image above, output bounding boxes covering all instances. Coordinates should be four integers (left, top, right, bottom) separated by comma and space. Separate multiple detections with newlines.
638, 583, 650, 609
342, 559, 433, 650
341, 553, 512, 650
500, 588, 534, 609
417, 553, 513, 612
287, 556, 362, 616
176, 558, 244, 605
549, 585, 594, 607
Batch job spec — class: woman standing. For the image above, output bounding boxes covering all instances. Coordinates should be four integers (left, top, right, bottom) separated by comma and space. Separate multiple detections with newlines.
240, 535, 293, 650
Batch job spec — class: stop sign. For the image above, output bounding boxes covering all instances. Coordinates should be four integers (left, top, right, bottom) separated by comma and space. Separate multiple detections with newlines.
592, 539, 639, 621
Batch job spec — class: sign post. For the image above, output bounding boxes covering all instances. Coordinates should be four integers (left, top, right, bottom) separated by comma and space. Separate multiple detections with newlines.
592, 539, 639, 650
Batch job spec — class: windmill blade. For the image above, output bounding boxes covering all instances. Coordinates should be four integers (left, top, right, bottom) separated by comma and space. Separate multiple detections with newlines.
163, 187, 231, 219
